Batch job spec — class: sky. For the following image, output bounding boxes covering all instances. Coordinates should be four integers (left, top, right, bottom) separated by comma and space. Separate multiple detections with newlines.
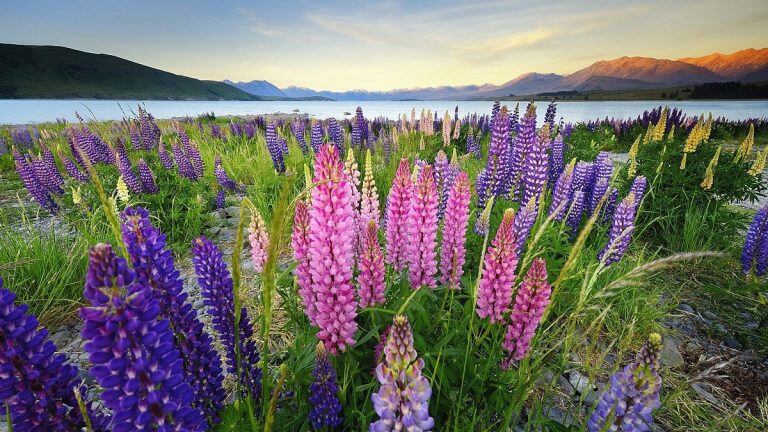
1, 0, 767, 91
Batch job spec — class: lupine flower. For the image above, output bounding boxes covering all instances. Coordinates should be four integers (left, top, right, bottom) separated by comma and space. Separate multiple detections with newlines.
521, 127, 549, 205
117, 155, 143, 194
589, 152, 613, 215
502, 258, 551, 364
407, 165, 439, 289
476, 209, 519, 323
61, 151, 89, 182
466, 133, 481, 159
309, 343, 343, 429
215, 188, 225, 209
370, 315, 434, 432
629, 176, 648, 210
308, 144, 358, 354
549, 162, 574, 221
385, 159, 413, 271
266, 122, 286, 173
602, 187, 619, 223
588, 334, 663, 432
477, 106, 511, 208
173, 143, 197, 179
358, 220, 386, 307
0, 278, 95, 432
245, 208, 269, 274
510, 104, 538, 197
598, 193, 637, 265
136, 158, 158, 194
82, 244, 206, 431
180, 132, 205, 179
38, 142, 64, 194
439, 171, 471, 289
566, 190, 586, 238
327, 118, 345, 157
353, 106, 367, 148
549, 133, 565, 185
293, 199, 318, 324
158, 140, 175, 169
138, 106, 160, 150
513, 196, 538, 256
292, 121, 309, 153
13, 148, 58, 213
572, 161, 594, 194
742, 206, 768, 276
360, 149, 381, 227
434, 150, 459, 220
191, 237, 262, 399
344, 150, 362, 217
121, 207, 225, 424
474, 195, 494, 236
214, 155, 245, 194
544, 101, 557, 131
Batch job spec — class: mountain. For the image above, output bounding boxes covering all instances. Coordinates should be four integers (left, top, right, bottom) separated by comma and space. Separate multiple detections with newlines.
0, 44, 259, 100
677, 48, 768, 79
740, 65, 768, 83
487, 73, 565, 96
223, 79, 287, 97
562, 56, 724, 89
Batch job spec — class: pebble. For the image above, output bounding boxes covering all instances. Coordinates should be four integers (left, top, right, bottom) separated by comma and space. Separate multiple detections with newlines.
677, 303, 694, 314
660, 336, 685, 368
723, 335, 742, 350
691, 383, 720, 405
701, 310, 717, 321
558, 375, 576, 397
568, 371, 592, 395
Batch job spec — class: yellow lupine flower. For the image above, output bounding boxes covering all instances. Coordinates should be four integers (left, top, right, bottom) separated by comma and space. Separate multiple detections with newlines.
71, 186, 83, 206
116, 176, 130, 203
667, 125, 675, 142
628, 134, 641, 178
748, 147, 768, 176
736, 123, 755, 162
642, 122, 653, 145
652, 107, 668, 142
702, 113, 713, 142
700, 145, 722, 190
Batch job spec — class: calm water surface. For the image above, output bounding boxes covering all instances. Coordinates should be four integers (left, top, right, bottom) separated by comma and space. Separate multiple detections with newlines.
1, 99, 767, 125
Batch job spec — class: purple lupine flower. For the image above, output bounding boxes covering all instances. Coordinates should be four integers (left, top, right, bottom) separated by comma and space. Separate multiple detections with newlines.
572, 161, 594, 195
129, 124, 141, 149
629, 176, 648, 210
191, 236, 262, 399
477, 106, 511, 209
292, 120, 309, 153
588, 153, 613, 215
214, 155, 245, 194
121, 207, 225, 424
117, 156, 143, 194
513, 197, 538, 256
279, 135, 289, 155
13, 148, 58, 213
38, 142, 65, 194
328, 118, 345, 157
598, 193, 637, 265
509, 103, 520, 133
310, 120, 324, 154
742, 206, 768, 276
508, 105, 536, 199
566, 190, 586, 238
265, 122, 286, 173
81, 244, 206, 431
173, 143, 197, 180
549, 133, 565, 185
477, 209, 519, 323
114, 138, 131, 169
371, 315, 434, 432
158, 140, 175, 169
549, 164, 574, 221
502, 257, 552, 364
439, 172, 471, 289
353, 106, 367, 148
602, 188, 619, 223
210, 124, 223, 139
466, 133, 481, 159
136, 159, 158, 194
138, 106, 161, 150
544, 101, 557, 131
588, 334, 662, 432
180, 131, 204, 178
61, 152, 89, 182
309, 343, 343, 429
1, 277, 97, 432
434, 150, 459, 220
215, 188, 226, 209
520, 129, 549, 206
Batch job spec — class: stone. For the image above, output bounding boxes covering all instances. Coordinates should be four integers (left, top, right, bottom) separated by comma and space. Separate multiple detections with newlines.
542, 404, 575, 427
723, 335, 742, 350
701, 310, 717, 321
660, 336, 685, 368
568, 370, 592, 395
677, 303, 694, 314
691, 383, 719, 405
557, 375, 576, 397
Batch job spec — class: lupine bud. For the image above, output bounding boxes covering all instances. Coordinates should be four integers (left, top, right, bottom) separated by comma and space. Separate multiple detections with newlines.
308, 144, 358, 354
407, 165, 439, 289
385, 159, 413, 271
502, 258, 551, 364
248, 208, 270, 274
476, 209, 519, 323
588, 334, 662, 432
191, 237, 262, 399
358, 220, 386, 307
136, 158, 158, 194
742, 206, 768, 276
439, 172, 471, 288
513, 196, 538, 256
598, 193, 637, 265
371, 315, 434, 432
309, 343, 343, 429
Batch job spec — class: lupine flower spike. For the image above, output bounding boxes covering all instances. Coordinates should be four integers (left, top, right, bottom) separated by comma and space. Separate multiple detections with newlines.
742, 205, 768, 276
248, 208, 270, 274
439, 171, 471, 289
309, 342, 343, 429
502, 258, 551, 366
358, 220, 386, 307
385, 159, 413, 271
477, 209, 519, 323
598, 193, 637, 265
407, 164, 439, 289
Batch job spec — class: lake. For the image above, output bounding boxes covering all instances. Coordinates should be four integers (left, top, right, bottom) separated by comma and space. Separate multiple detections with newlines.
1, 99, 767, 125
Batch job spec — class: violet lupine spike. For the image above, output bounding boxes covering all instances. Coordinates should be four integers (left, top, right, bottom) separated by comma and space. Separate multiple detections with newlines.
114, 138, 131, 169
572, 161, 593, 194
510, 104, 538, 196
598, 193, 637, 266
370, 315, 434, 432
191, 237, 262, 399
588, 153, 613, 215
158, 140, 175, 169
360, 149, 381, 227
544, 101, 557, 131
566, 190, 586, 238
477, 106, 511, 209
214, 155, 245, 194
629, 175, 648, 210
308, 144, 358, 354
81, 244, 206, 431
513, 196, 538, 257
182, 135, 205, 179
549, 164, 574, 221
602, 188, 619, 223
173, 143, 197, 180
293, 200, 318, 324
358, 220, 386, 308
13, 148, 58, 213
549, 133, 565, 185
309, 343, 344, 429
248, 209, 269, 274
0, 278, 97, 432
120, 207, 225, 425
117, 156, 143, 194
352, 106, 366, 148
742, 206, 768, 276
310, 120, 324, 154
439, 171, 471, 289
466, 133, 481, 159
136, 158, 158, 194
385, 159, 413, 272
434, 150, 459, 220
476, 209, 519, 323
39, 142, 65, 194
588, 334, 663, 432
502, 257, 552, 365
406, 164, 439, 289
328, 118, 345, 157
509, 103, 520, 133
292, 121, 309, 154
215, 188, 225, 209
265, 122, 286, 173
61, 152, 89, 182
521, 129, 549, 206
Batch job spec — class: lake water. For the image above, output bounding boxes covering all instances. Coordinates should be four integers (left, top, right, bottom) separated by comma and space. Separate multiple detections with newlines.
1, 99, 767, 125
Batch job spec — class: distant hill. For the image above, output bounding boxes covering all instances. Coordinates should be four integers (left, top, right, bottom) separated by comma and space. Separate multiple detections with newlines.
741, 65, 768, 82
677, 48, 768, 79
0, 44, 259, 100
562, 56, 724, 88
223, 79, 287, 97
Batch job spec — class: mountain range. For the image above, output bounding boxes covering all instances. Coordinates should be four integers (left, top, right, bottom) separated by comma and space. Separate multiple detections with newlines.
229, 48, 768, 100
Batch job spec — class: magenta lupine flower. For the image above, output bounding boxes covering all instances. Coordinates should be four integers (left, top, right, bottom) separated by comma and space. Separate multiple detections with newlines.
588, 334, 662, 432
407, 165, 439, 289
385, 159, 413, 272
502, 257, 552, 364
292, 200, 317, 324
520, 128, 549, 206
308, 144, 358, 354
370, 315, 434, 432
476, 209, 519, 323
549, 164, 574, 221
13, 148, 58, 213
598, 193, 637, 265
158, 140, 175, 169
513, 196, 538, 256
136, 158, 158, 194
742, 206, 768, 276
439, 172, 471, 289
248, 209, 269, 274
358, 220, 386, 307
360, 149, 380, 227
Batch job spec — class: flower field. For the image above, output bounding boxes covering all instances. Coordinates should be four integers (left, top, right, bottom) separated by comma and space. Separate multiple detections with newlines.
0, 102, 766, 431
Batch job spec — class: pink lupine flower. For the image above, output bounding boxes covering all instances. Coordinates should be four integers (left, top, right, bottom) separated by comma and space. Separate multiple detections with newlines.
439, 171, 471, 289
476, 209, 519, 323
407, 165, 439, 289
344, 150, 361, 213
308, 144, 358, 354
292, 200, 317, 325
359, 149, 380, 227
358, 220, 386, 307
503, 257, 551, 364
248, 208, 269, 274
385, 159, 413, 271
